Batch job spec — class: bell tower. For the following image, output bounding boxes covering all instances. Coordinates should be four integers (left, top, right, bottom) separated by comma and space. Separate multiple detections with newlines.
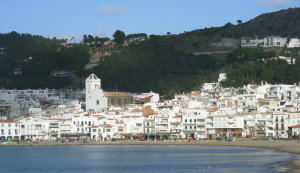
85, 74, 108, 112
85, 74, 101, 97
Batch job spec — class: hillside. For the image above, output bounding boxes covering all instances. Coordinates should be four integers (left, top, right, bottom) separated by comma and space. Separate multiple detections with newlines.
162, 7, 300, 53
1, 8, 300, 97
0, 32, 90, 89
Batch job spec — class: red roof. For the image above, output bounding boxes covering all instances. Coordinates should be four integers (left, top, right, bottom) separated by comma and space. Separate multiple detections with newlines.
135, 95, 153, 103
289, 124, 300, 128
0, 120, 18, 123
173, 114, 182, 118
157, 105, 173, 108
142, 106, 156, 116
130, 109, 143, 113
170, 122, 181, 125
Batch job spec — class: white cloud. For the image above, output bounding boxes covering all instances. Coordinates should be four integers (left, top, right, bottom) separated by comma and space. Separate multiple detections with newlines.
259, 0, 292, 8
99, 6, 127, 15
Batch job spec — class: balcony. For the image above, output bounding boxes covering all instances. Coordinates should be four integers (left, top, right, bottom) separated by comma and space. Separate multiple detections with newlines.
197, 123, 205, 127
197, 128, 206, 131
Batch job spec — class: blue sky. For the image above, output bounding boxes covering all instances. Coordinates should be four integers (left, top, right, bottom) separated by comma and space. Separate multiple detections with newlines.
0, 0, 299, 41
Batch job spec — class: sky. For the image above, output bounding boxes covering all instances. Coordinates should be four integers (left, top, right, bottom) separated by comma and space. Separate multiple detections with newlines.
0, 0, 299, 41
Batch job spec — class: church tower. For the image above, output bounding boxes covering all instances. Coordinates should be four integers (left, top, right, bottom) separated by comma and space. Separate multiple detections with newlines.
86, 74, 101, 96
85, 74, 108, 112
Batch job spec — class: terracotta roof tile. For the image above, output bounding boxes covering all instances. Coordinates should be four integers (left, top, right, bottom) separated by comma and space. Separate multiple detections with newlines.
104, 92, 130, 97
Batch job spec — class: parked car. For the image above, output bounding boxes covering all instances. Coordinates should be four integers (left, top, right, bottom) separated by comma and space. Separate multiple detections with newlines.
25, 139, 32, 142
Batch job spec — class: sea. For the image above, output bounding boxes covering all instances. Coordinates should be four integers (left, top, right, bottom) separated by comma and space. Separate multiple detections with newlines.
0, 145, 297, 173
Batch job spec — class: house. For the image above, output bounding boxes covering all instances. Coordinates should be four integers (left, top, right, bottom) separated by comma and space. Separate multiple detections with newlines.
218, 73, 227, 83
287, 38, 300, 48
0, 48, 5, 56
263, 36, 287, 47
104, 92, 134, 107
135, 92, 160, 104
19, 117, 50, 141
289, 124, 300, 137
0, 120, 20, 141
206, 114, 244, 139
50, 71, 74, 78
14, 68, 22, 75
103, 40, 116, 49
277, 56, 296, 65
273, 113, 288, 138
241, 37, 263, 47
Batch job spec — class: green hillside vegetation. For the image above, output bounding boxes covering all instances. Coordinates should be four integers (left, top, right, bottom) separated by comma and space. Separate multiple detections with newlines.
221, 47, 300, 87
1, 8, 300, 96
162, 8, 300, 53
0, 31, 90, 89
93, 39, 217, 98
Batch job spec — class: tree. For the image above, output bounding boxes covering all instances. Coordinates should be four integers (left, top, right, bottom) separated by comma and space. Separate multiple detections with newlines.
87, 35, 95, 45
113, 30, 126, 44
224, 22, 233, 27
83, 34, 88, 44
237, 20, 242, 25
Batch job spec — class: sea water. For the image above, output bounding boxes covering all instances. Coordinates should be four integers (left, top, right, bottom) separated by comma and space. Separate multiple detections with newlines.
0, 145, 296, 173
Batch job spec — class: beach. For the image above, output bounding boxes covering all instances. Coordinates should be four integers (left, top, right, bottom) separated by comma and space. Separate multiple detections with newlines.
2, 139, 300, 172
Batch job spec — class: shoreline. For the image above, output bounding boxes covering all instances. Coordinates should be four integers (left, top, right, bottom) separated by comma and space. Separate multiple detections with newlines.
2, 139, 300, 172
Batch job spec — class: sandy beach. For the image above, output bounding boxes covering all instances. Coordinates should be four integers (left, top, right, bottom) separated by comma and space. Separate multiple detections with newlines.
2, 139, 300, 172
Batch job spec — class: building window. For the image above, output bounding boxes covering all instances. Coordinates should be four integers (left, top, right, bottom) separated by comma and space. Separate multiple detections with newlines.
8, 129, 11, 135
96, 100, 99, 105
8, 123, 11, 127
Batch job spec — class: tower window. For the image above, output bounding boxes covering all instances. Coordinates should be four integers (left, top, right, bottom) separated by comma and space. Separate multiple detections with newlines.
96, 100, 99, 105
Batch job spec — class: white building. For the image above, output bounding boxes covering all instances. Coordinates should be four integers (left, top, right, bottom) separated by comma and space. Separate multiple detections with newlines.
289, 124, 300, 137
218, 73, 227, 83
241, 37, 263, 47
85, 74, 108, 112
19, 117, 50, 141
287, 38, 300, 48
263, 36, 287, 47
0, 120, 20, 140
